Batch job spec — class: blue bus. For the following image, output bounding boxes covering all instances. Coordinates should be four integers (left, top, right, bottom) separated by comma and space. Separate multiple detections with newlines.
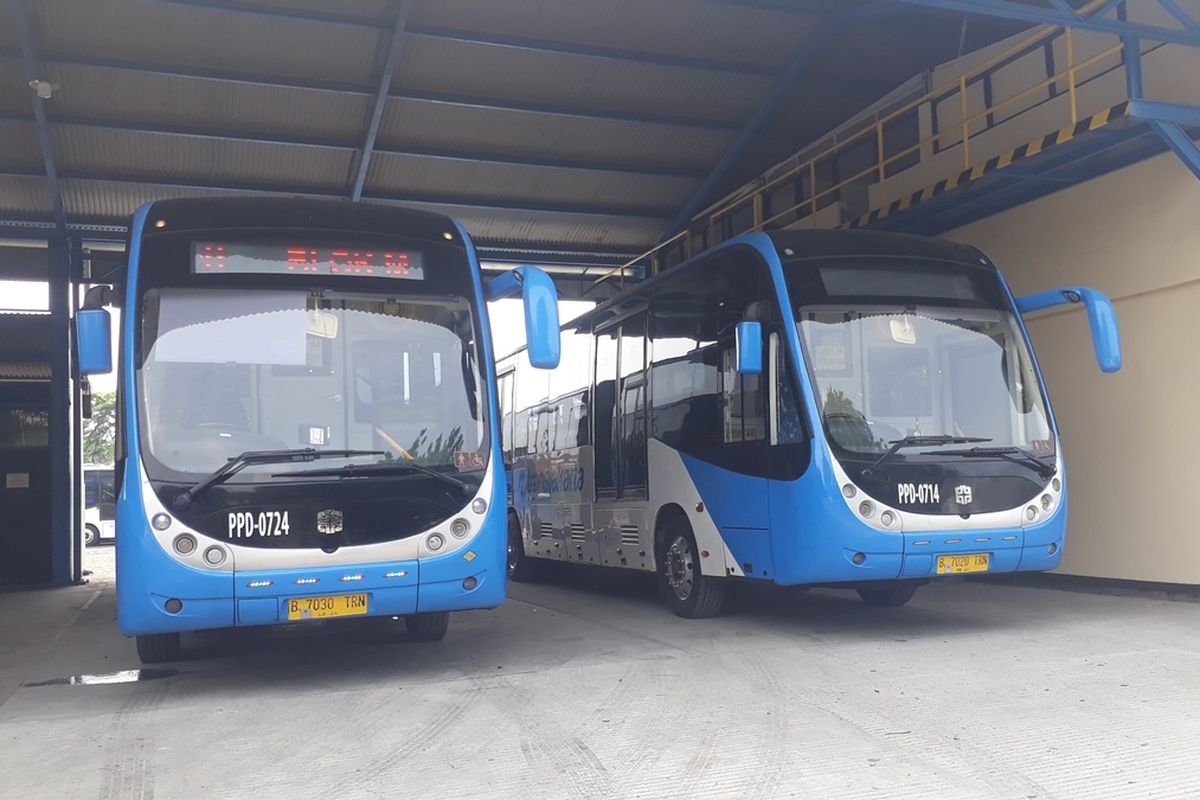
497, 230, 1120, 617
76, 197, 560, 662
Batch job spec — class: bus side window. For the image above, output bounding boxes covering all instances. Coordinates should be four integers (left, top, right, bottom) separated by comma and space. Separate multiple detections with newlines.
722, 340, 765, 444
593, 328, 619, 496
771, 331, 805, 445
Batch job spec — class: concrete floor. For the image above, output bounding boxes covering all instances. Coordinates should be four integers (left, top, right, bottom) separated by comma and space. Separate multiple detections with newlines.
1, 548, 1196, 800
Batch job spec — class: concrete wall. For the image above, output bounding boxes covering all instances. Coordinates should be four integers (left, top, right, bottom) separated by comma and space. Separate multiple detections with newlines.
945, 151, 1200, 585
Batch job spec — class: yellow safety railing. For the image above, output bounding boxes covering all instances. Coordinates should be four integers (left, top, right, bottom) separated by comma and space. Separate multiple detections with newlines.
593, 0, 1125, 291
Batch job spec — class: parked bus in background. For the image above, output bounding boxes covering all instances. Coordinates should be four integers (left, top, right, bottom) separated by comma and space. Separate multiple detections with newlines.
83, 464, 115, 547
498, 230, 1120, 618
76, 197, 560, 662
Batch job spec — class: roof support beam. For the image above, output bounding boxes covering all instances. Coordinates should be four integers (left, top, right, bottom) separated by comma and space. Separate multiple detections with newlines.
351, 0, 412, 201
155, 0, 781, 75
0, 168, 673, 221
0, 110, 704, 178
0, 48, 737, 132
1122, 31, 1200, 181
895, 0, 1200, 47
660, 17, 840, 238
7, 0, 65, 233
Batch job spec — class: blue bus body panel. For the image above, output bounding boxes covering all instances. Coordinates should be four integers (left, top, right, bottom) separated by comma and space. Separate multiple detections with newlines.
114, 205, 510, 637
674, 232, 1067, 587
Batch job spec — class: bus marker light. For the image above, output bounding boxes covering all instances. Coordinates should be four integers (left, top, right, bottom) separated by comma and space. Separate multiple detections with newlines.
700, 550, 710, 558
462, 550, 476, 562
294, 577, 319, 585
340, 574, 364, 582
1002, 535, 1018, 542
384, 570, 408, 578
462, 576, 477, 590
1048, 543, 1058, 555
173, 534, 196, 555
152, 513, 172, 531
852, 552, 866, 565
247, 580, 272, 588
203, 547, 226, 566
450, 518, 470, 538
154, 219, 167, 229
442, 232, 453, 240
471, 498, 487, 515
164, 598, 183, 614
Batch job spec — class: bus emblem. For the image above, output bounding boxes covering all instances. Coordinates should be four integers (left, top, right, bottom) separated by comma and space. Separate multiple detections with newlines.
316, 509, 344, 535
955, 485, 973, 506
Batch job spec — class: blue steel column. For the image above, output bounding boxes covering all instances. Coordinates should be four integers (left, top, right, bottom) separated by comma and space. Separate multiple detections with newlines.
46, 237, 75, 585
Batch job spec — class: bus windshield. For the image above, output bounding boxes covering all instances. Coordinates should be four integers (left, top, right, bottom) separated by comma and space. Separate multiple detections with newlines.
138, 287, 487, 480
784, 258, 1054, 459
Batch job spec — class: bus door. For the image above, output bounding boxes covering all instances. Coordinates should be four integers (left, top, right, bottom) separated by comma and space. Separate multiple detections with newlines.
594, 312, 650, 567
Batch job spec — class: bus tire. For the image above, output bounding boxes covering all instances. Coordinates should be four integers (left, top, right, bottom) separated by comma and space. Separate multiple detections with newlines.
857, 584, 919, 607
506, 513, 540, 583
136, 632, 181, 664
658, 517, 726, 619
405, 612, 450, 642
84, 525, 99, 547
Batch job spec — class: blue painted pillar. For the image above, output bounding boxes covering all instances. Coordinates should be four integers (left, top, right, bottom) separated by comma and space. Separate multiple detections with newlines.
46, 235, 80, 585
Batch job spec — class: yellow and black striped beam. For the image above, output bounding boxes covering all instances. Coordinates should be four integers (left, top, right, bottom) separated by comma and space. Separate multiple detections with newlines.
844, 101, 1131, 230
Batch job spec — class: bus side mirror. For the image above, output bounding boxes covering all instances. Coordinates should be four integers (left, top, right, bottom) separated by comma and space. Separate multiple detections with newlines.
735, 320, 763, 375
487, 265, 561, 369
1016, 286, 1121, 373
76, 308, 113, 375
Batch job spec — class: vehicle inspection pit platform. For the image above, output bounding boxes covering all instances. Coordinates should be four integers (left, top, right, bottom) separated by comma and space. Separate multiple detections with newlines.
1, 549, 1195, 800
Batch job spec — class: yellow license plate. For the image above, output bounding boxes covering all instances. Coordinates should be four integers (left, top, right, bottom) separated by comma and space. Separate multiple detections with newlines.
936, 553, 990, 575
286, 593, 369, 621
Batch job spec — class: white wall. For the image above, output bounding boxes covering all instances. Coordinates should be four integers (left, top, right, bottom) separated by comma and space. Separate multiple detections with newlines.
946, 151, 1200, 584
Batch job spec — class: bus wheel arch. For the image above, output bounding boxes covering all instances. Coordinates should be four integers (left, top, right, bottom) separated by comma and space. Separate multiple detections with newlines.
654, 510, 726, 619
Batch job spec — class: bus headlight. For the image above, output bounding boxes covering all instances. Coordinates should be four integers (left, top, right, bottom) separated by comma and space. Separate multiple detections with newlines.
450, 518, 471, 538
1025, 506, 1039, 522
152, 513, 172, 531
173, 534, 196, 555
879, 510, 896, 528
1041, 494, 1053, 511
203, 546, 226, 566
471, 498, 487, 515
858, 500, 875, 519
842, 484, 856, 499
426, 533, 446, 552
1052, 477, 1061, 492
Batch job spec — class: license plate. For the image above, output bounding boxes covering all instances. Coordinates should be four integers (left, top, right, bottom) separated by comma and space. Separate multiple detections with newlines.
286, 593, 369, 621
936, 553, 990, 575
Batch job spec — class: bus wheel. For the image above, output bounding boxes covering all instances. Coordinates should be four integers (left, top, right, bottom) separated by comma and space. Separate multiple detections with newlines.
84, 525, 99, 547
136, 632, 181, 664
405, 612, 450, 642
857, 584, 919, 607
658, 518, 726, 619
506, 514, 539, 583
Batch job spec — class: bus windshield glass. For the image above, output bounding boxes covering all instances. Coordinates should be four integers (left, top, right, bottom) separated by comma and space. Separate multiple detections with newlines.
137, 287, 487, 480
783, 258, 1054, 459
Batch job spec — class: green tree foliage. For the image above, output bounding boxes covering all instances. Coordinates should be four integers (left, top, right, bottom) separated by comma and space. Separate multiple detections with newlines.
82, 391, 116, 464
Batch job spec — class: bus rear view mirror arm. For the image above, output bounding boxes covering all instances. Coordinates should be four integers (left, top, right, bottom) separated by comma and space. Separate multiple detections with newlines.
486, 265, 561, 369
1016, 287, 1122, 373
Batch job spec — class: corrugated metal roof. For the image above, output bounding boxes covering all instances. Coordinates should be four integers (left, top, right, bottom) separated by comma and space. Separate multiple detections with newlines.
395, 37, 773, 126
411, 0, 817, 71
0, 361, 50, 380
378, 98, 732, 172
0, 0, 1040, 267
365, 153, 695, 217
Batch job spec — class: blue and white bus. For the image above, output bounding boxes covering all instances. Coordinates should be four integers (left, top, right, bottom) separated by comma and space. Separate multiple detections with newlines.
76, 197, 559, 662
497, 230, 1120, 617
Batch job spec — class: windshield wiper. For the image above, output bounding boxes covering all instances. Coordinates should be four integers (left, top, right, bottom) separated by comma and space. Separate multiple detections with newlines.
274, 460, 471, 492
925, 446, 1056, 479
174, 448, 383, 509
863, 435, 992, 478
